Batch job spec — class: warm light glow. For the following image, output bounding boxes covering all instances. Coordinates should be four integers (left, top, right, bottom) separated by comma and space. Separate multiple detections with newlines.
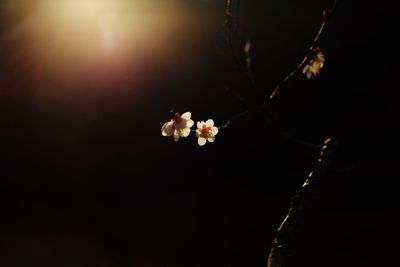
12, 0, 189, 102
3, 0, 217, 105
31, 0, 172, 57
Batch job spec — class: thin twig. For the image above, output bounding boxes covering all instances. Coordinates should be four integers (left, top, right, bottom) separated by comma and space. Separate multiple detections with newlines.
268, 22, 326, 100
219, 1, 339, 149
219, 109, 249, 129
244, 38, 256, 87
223, 0, 234, 46
266, 137, 338, 267
234, 0, 240, 33
223, 0, 241, 40
221, 1, 339, 130
221, 0, 258, 91
269, 0, 339, 100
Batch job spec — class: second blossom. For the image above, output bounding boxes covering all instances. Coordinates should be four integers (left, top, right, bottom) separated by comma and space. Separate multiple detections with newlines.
196, 119, 219, 146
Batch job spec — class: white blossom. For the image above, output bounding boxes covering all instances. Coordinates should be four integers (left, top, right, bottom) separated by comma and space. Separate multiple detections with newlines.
303, 49, 325, 79
196, 119, 219, 146
161, 112, 194, 142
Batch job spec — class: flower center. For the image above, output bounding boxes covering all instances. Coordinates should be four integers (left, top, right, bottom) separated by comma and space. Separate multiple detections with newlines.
201, 126, 211, 137
173, 113, 182, 123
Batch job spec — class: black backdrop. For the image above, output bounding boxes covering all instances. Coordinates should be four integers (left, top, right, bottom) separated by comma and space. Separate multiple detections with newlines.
0, 1, 398, 266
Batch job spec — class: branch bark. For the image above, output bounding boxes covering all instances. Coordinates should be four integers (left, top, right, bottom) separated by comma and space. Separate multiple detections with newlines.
266, 137, 338, 267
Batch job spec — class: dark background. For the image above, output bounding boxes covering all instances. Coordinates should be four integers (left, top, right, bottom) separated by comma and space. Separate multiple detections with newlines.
0, 1, 398, 266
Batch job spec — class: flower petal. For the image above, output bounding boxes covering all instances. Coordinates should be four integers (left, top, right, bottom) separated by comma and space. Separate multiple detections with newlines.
198, 137, 207, 146
197, 121, 204, 129
161, 121, 174, 136
173, 130, 180, 142
302, 65, 309, 74
181, 127, 191, 137
317, 52, 325, 61
207, 137, 215, 143
306, 72, 312, 79
181, 112, 191, 120
186, 119, 194, 128
211, 126, 219, 136
205, 119, 214, 127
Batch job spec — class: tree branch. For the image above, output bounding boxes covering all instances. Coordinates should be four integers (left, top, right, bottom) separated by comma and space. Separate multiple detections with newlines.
220, 1, 340, 133
269, 0, 339, 100
266, 137, 338, 267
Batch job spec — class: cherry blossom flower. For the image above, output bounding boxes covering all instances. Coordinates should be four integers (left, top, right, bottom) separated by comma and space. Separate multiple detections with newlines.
196, 119, 219, 146
303, 49, 325, 79
161, 112, 194, 142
